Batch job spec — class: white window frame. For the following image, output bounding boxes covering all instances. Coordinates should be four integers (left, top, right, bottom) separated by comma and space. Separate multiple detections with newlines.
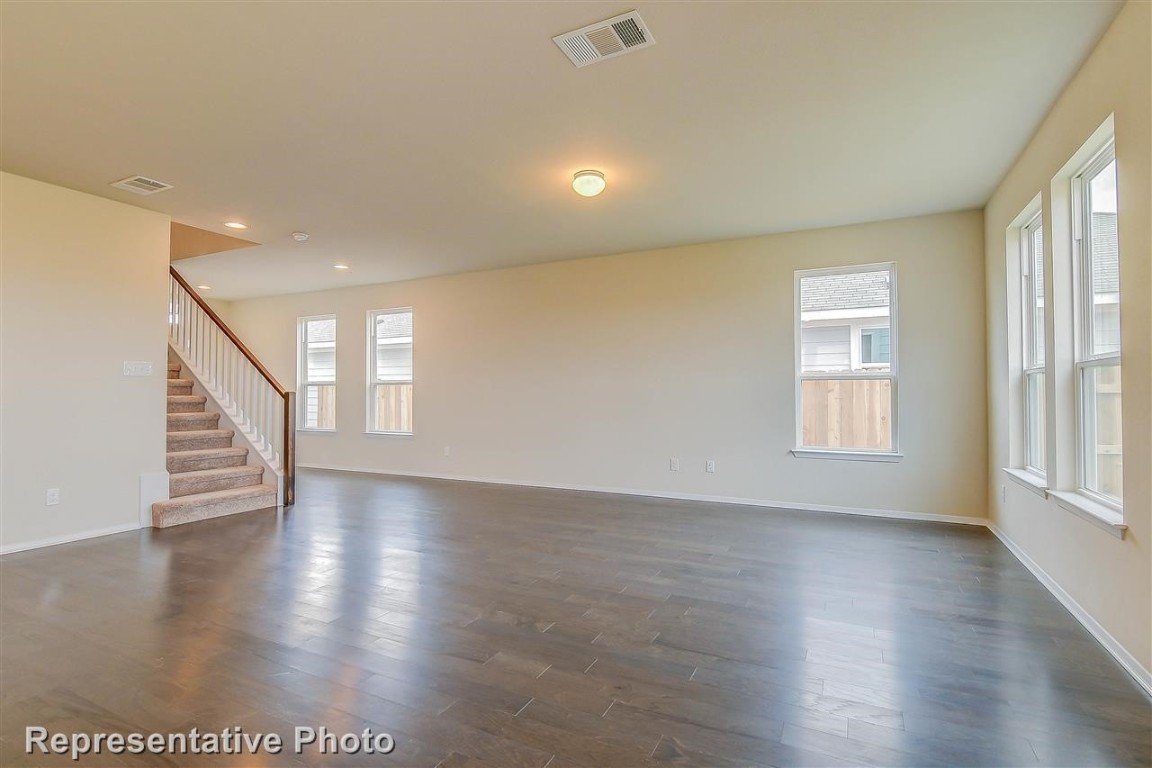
1020, 210, 1046, 477
366, 307, 414, 436
1071, 141, 1121, 511
297, 314, 336, 432
792, 263, 900, 462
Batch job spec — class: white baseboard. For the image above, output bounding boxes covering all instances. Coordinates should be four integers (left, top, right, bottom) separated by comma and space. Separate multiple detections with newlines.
0, 522, 141, 556
988, 522, 1152, 697
296, 463, 987, 527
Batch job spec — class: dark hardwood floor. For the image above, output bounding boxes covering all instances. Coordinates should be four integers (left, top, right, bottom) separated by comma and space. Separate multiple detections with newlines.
2, 469, 1149, 767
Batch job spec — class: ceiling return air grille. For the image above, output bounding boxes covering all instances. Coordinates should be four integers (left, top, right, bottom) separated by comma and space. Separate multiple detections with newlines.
553, 11, 655, 68
110, 175, 174, 195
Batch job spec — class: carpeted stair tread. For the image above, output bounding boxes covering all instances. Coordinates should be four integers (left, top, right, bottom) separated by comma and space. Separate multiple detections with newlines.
169, 465, 264, 497
156, 483, 275, 507
167, 395, 207, 413
166, 447, 248, 472
152, 484, 277, 528
167, 429, 234, 451
167, 411, 220, 431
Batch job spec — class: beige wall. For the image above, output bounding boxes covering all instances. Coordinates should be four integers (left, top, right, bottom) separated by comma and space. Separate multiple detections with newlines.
204, 298, 234, 324
984, 1, 1151, 674
224, 209, 987, 521
0, 173, 170, 551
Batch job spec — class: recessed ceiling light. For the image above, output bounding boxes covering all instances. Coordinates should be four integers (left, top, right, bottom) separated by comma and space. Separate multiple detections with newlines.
572, 170, 606, 197
333, 264, 350, 270
224, 221, 247, 230
197, 285, 212, 290
292, 232, 310, 242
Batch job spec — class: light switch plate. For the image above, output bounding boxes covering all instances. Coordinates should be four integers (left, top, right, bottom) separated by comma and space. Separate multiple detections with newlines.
122, 361, 153, 377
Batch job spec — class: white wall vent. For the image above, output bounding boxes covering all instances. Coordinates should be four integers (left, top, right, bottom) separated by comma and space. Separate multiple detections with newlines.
110, 175, 174, 195
553, 11, 655, 68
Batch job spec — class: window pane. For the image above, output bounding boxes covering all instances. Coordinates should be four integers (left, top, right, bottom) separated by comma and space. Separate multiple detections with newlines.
1025, 370, 1045, 473
801, 325, 850, 372
376, 342, 412, 381
1087, 160, 1119, 356
861, 328, 890, 365
303, 383, 336, 430
1081, 364, 1122, 501
1093, 301, 1120, 357
1029, 224, 1045, 366
369, 310, 413, 433
800, 378, 892, 451
304, 318, 336, 383
799, 270, 891, 373
373, 383, 413, 433
373, 311, 413, 381
306, 345, 336, 382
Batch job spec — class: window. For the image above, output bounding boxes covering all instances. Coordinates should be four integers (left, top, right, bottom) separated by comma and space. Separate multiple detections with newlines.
860, 327, 890, 366
1021, 210, 1046, 474
368, 309, 413, 434
1073, 144, 1122, 505
298, 315, 336, 430
795, 264, 897, 457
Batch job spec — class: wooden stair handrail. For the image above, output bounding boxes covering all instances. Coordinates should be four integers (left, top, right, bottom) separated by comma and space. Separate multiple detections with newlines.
170, 266, 295, 506
170, 267, 287, 396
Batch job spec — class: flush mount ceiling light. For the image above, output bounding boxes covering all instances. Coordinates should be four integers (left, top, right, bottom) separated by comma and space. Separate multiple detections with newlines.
572, 170, 606, 197
333, 264, 350, 270
197, 285, 212, 290
292, 232, 310, 242
223, 221, 247, 230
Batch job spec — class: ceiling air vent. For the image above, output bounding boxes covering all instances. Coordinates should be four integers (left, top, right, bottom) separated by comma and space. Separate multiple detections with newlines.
110, 175, 174, 195
553, 10, 654, 68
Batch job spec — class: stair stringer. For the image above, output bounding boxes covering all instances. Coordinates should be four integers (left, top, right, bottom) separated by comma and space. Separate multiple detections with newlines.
167, 344, 284, 506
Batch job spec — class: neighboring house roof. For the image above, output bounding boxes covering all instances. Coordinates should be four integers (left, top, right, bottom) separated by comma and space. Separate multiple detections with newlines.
306, 317, 336, 343
375, 311, 413, 339
1092, 212, 1118, 294
801, 271, 890, 312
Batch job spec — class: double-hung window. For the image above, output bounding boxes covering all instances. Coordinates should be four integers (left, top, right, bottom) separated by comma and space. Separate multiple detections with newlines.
795, 264, 898, 458
298, 315, 336, 431
1021, 211, 1046, 475
1072, 145, 1122, 505
368, 309, 414, 434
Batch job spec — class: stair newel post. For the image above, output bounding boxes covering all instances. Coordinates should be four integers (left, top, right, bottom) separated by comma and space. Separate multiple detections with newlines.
283, 392, 296, 506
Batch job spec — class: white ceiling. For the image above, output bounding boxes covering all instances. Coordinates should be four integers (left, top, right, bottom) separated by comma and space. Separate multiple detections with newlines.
1, 1, 1122, 299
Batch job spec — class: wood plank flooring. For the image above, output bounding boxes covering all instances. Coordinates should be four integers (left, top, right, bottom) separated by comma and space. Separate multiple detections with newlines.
1, 468, 1149, 766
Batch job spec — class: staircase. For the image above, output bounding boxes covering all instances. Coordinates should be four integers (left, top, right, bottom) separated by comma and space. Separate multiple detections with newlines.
152, 361, 278, 528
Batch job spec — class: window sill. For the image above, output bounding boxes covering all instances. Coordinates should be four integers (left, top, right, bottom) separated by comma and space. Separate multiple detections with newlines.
1002, 467, 1048, 499
298, 428, 336, 434
791, 449, 903, 463
1049, 490, 1126, 539
363, 431, 414, 438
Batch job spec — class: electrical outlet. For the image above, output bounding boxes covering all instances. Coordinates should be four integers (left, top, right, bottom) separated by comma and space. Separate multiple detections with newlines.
443, 446, 451, 457
45, 488, 60, 506
1001, 485, 1007, 502
670, 457, 679, 472
706, 460, 716, 473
